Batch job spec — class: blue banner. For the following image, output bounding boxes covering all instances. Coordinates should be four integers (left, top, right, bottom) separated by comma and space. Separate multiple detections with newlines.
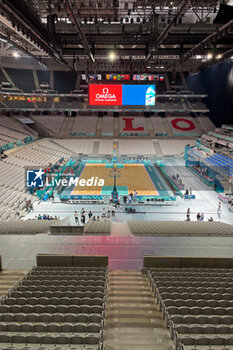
122, 85, 156, 106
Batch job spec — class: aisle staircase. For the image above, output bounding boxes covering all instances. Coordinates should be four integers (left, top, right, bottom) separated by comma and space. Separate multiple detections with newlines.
96, 117, 103, 137
0, 270, 28, 298
113, 118, 119, 137
104, 270, 174, 350
57, 117, 75, 138
153, 141, 163, 156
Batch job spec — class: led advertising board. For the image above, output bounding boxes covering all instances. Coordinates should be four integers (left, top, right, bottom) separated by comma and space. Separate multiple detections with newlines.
89, 84, 155, 106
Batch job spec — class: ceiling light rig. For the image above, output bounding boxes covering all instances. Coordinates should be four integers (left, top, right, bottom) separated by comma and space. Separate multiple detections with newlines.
12, 51, 20, 58
108, 51, 117, 62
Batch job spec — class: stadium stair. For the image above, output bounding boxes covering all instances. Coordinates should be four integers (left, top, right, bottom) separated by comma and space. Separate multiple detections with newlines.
145, 118, 155, 137
104, 270, 173, 350
96, 117, 103, 137
56, 116, 76, 138
153, 141, 163, 156
113, 118, 119, 137
162, 118, 173, 137
93, 141, 100, 156
192, 117, 205, 134
0, 270, 28, 298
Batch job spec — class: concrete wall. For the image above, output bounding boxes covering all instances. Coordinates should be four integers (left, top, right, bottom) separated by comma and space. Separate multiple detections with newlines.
36, 254, 108, 267
144, 256, 233, 268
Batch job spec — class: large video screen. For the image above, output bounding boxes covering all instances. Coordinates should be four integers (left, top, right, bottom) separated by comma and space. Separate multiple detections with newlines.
89, 84, 155, 106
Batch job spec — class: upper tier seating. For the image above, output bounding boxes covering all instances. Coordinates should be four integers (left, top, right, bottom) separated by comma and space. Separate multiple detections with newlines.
71, 117, 97, 136
198, 116, 216, 133
0, 117, 30, 135
53, 101, 69, 109
159, 140, 196, 156
54, 71, 77, 94
98, 140, 114, 155
37, 70, 50, 88
2, 100, 34, 109
6, 69, 35, 93
151, 116, 169, 136
0, 139, 72, 220
11, 142, 70, 165
53, 139, 94, 154
148, 267, 233, 350
33, 116, 65, 134
0, 117, 33, 147
102, 117, 113, 136
119, 117, 149, 135
0, 265, 107, 349
119, 140, 155, 155
166, 116, 202, 136
187, 101, 209, 110
36, 102, 52, 109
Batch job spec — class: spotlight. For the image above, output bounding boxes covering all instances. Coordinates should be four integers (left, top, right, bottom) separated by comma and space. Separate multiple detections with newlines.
108, 51, 117, 61
12, 51, 20, 58
207, 52, 213, 60
216, 54, 222, 60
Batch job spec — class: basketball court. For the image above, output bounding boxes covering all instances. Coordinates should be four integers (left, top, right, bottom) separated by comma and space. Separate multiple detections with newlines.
70, 162, 170, 198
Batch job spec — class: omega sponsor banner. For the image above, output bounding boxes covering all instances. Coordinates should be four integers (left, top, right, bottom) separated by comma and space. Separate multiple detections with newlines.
89, 84, 155, 106
89, 84, 122, 105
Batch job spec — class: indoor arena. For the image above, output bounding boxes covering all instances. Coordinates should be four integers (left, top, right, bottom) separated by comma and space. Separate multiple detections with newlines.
0, 0, 233, 349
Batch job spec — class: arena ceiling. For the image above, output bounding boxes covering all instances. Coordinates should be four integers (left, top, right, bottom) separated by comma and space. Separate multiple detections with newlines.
0, 0, 232, 72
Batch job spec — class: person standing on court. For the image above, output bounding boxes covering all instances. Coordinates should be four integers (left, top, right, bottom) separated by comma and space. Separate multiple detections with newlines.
74, 211, 79, 225
217, 202, 222, 216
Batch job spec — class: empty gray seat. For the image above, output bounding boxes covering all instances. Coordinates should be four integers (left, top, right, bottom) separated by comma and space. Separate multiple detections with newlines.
19, 323, 33, 333
11, 335, 26, 344
40, 335, 55, 345
60, 323, 73, 333
63, 314, 77, 323
55, 335, 70, 345
38, 314, 51, 323
26, 335, 40, 344
1, 314, 14, 322
0, 335, 11, 343
32, 323, 46, 333
73, 323, 86, 333
70, 335, 84, 345
6, 324, 19, 333
47, 323, 60, 333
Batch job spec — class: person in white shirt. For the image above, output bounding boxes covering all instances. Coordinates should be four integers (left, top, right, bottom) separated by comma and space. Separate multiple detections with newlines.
74, 211, 79, 225
102, 208, 106, 218
217, 202, 222, 216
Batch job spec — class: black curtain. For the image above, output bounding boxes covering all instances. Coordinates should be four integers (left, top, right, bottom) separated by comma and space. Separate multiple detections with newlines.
186, 60, 233, 127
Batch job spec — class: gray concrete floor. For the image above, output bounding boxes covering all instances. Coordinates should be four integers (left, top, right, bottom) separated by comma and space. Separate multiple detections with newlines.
1, 234, 233, 270
1, 156, 233, 271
